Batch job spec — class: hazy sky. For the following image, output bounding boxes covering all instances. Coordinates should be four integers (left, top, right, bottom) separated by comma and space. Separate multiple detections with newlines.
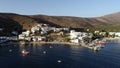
0, 0, 120, 17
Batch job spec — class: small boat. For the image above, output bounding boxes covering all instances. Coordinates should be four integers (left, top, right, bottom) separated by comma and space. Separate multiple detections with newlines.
50, 46, 53, 48
57, 60, 62, 63
43, 51, 46, 54
93, 45, 101, 51
21, 50, 29, 56
9, 49, 12, 52
100, 41, 106, 45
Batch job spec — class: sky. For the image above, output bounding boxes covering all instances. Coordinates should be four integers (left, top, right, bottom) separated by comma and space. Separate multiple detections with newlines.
0, 0, 120, 17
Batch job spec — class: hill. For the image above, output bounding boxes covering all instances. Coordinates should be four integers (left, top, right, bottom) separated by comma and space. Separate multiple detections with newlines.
31, 12, 120, 31
0, 12, 120, 36
0, 13, 38, 36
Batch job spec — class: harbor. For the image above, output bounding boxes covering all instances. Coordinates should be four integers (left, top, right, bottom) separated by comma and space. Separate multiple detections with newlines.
0, 0, 120, 68
0, 40, 120, 68
18, 38, 107, 51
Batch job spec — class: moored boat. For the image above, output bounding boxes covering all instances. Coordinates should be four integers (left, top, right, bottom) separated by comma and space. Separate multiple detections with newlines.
93, 45, 101, 51
21, 50, 29, 56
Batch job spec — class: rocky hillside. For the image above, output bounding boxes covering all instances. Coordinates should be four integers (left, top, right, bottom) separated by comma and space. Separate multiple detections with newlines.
31, 12, 120, 31
0, 13, 38, 36
0, 12, 120, 36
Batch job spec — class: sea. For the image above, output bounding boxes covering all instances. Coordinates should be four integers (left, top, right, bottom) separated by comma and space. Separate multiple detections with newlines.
0, 40, 120, 68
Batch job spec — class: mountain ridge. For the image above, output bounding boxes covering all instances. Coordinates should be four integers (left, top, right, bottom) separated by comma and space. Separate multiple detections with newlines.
0, 12, 120, 35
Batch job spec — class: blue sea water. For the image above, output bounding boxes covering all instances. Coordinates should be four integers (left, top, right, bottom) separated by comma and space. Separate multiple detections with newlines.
0, 40, 120, 68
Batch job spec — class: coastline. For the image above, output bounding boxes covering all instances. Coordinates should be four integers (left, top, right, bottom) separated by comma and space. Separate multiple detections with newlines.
18, 37, 120, 51
19, 41, 81, 46
104, 37, 120, 40
19, 41, 94, 50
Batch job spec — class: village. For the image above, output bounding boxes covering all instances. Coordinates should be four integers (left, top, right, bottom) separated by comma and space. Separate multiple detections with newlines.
17, 24, 120, 42
0, 23, 120, 51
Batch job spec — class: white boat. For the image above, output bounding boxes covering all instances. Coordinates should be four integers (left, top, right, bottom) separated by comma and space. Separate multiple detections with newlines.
0, 39, 8, 44
93, 45, 101, 51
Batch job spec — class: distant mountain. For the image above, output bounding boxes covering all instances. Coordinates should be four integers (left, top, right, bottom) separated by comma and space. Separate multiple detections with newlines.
0, 12, 120, 36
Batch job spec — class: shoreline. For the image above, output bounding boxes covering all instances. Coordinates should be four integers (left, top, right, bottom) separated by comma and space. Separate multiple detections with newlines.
104, 37, 120, 40
19, 41, 81, 46
18, 38, 119, 51
19, 41, 95, 50
20, 41, 94, 49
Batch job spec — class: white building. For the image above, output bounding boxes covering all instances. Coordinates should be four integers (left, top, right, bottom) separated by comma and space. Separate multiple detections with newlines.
41, 27, 49, 32
70, 30, 93, 43
70, 30, 82, 39
22, 30, 30, 36
53, 28, 69, 32
70, 39, 79, 44
32, 36, 46, 42
18, 34, 25, 40
115, 32, 120, 37
31, 26, 40, 34
94, 31, 100, 34
24, 37, 31, 41
99, 32, 106, 36
88, 33, 93, 38
109, 32, 120, 38
109, 32, 116, 35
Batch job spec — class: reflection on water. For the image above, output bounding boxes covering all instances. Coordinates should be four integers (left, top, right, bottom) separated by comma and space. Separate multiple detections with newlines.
0, 40, 120, 68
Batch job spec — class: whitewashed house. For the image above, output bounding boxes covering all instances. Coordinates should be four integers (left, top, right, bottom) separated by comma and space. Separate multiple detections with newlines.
82, 33, 89, 38
54, 28, 69, 32
31, 27, 36, 34
41, 31, 47, 34
41, 27, 51, 34
70, 30, 82, 39
18, 30, 30, 40
37, 24, 42, 27
18, 34, 25, 40
109, 32, 116, 35
99, 32, 106, 36
31, 26, 40, 34
70, 39, 79, 44
63, 28, 69, 31
32, 36, 37, 42
53, 28, 62, 32
49, 27, 56, 31
43, 24, 48, 27
88, 33, 93, 38
78, 36, 84, 40
115, 32, 120, 37
32, 36, 46, 42
69, 30, 93, 44
24, 37, 31, 41
109, 32, 120, 38
94, 31, 100, 34
41, 27, 49, 32
22, 30, 30, 36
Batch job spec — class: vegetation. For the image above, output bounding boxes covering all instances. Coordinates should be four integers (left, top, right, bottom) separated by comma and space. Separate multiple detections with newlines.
1, 12, 120, 36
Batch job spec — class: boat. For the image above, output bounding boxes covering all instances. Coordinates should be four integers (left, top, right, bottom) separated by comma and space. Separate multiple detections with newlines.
21, 50, 29, 56
99, 41, 106, 45
0, 39, 8, 44
93, 45, 101, 51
